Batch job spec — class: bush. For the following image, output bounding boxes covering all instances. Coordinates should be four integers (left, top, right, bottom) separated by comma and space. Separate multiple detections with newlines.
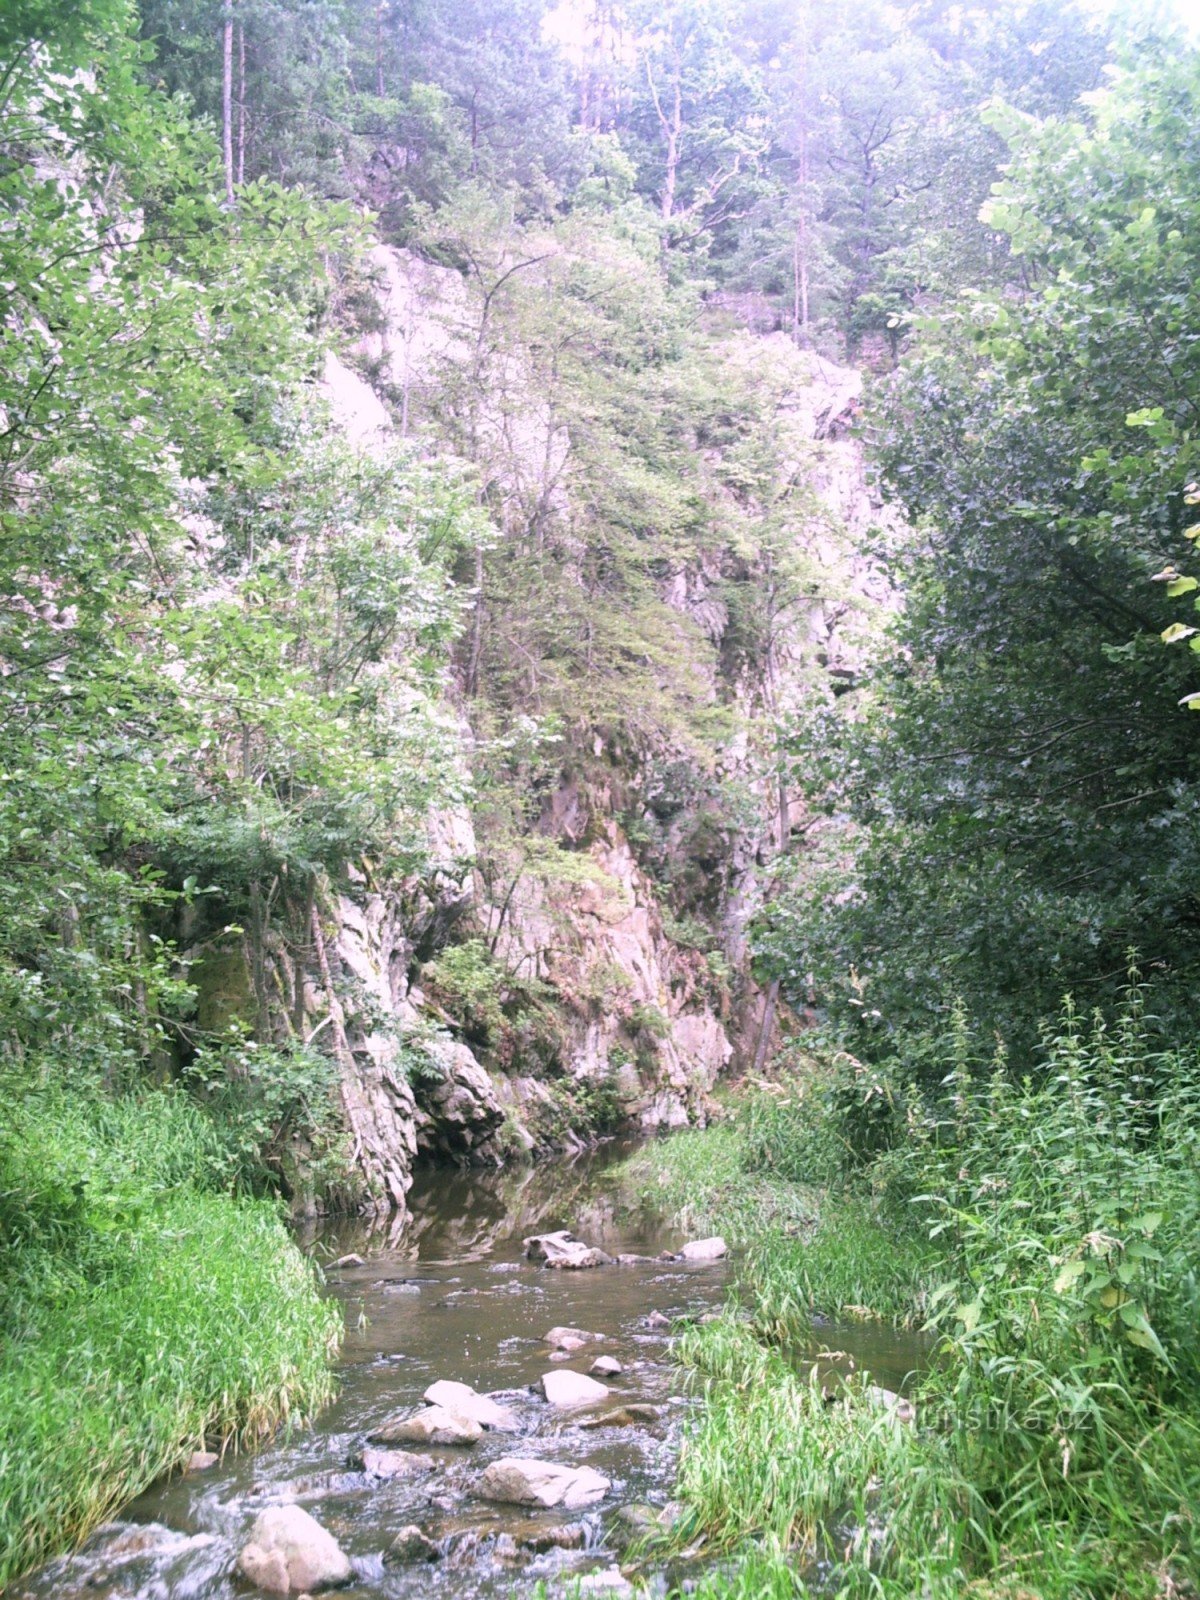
181, 1033, 350, 1204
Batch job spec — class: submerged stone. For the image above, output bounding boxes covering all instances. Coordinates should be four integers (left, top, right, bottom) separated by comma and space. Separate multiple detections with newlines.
578, 1404, 660, 1430
386, 1525, 441, 1564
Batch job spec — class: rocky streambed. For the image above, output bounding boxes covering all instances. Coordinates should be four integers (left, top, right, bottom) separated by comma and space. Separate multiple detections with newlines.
11, 1140, 926, 1600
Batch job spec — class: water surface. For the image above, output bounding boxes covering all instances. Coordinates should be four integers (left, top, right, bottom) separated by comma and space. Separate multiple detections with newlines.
12, 1140, 927, 1599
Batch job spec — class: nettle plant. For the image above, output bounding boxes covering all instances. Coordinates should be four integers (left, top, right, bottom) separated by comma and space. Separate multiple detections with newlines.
914, 982, 1198, 1420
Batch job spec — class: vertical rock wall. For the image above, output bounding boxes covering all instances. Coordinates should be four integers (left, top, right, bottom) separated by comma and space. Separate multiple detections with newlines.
300, 256, 893, 1217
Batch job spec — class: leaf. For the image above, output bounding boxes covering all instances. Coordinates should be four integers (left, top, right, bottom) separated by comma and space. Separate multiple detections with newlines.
1053, 1259, 1087, 1294
957, 1296, 983, 1334
1161, 623, 1197, 643
1166, 577, 1198, 597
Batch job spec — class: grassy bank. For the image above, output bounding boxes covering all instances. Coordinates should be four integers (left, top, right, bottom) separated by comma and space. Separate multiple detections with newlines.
625, 999, 1200, 1598
0, 1084, 341, 1587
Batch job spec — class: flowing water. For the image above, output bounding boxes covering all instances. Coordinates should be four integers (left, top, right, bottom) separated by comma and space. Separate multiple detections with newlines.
12, 1139, 928, 1600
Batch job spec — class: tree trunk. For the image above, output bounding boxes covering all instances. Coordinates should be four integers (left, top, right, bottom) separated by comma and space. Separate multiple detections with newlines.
466, 542, 485, 696
236, 18, 246, 186
750, 977, 781, 1078
221, 0, 234, 204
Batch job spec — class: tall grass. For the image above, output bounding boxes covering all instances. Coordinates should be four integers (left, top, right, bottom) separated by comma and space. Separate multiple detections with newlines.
0, 1082, 341, 1586
619, 1090, 935, 1332
651, 988, 1200, 1599
619, 1119, 820, 1244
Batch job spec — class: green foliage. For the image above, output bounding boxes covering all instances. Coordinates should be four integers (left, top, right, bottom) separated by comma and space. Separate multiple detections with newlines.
762, 48, 1200, 1063
0, 1081, 340, 1586
424, 938, 512, 1044
181, 1034, 349, 1202
657, 984, 1200, 1598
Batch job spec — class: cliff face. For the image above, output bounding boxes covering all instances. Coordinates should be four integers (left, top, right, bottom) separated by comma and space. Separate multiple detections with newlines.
263, 250, 895, 1219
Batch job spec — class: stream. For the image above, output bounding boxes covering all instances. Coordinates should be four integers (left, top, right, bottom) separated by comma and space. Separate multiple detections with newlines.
11, 1139, 928, 1600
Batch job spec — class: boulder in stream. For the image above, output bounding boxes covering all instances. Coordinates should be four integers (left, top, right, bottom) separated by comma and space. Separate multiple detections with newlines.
358, 1447, 437, 1478
478, 1456, 611, 1509
236, 1505, 352, 1594
423, 1380, 520, 1431
524, 1231, 612, 1269
369, 1405, 482, 1446
386, 1525, 441, 1564
680, 1236, 727, 1262
541, 1369, 610, 1407
589, 1355, 622, 1376
186, 1450, 219, 1472
544, 1325, 603, 1351
866, 1384, 916, 1424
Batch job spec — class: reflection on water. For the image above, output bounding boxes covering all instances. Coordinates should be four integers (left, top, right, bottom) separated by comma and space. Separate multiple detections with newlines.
12, 1138, 930, 1600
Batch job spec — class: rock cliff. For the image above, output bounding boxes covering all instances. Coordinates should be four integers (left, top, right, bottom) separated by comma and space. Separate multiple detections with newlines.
263, 249, 895, 1218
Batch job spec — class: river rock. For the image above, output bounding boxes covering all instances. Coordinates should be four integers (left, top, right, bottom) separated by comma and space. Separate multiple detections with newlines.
579, 1566, 634, 1595
866, 1384, 916, 1424
331, 1253, 365, 1268
579, 1403, 660, 1430
524, 1231, 612, 1269
544, 1325, 603, 1350
478, 1456, 611, 1509
386, 1525, 441, 1563
186, 1450, 219, 1472
541, 1369, 610, 1407
236, 1506, 351, 1594
521, 1523, 586, 1552
369, 1405, 482, 1446
423, 1380, 520, 1431
493, 1533, 521, 1562
681, 1236, 727, 1262
590, 1355, 622, 1376
358, 1447, 437, 1478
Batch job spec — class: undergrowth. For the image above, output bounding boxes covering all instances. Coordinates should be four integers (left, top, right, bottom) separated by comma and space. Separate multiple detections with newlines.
0, 1080, 341, 1586
638, 985, 1200, 1599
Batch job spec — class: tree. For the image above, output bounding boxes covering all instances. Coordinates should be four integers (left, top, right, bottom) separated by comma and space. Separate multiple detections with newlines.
759, 44, 1200, 1062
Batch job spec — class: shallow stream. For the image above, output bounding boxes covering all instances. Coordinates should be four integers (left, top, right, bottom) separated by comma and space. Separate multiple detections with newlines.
13, 1139, 927, 1600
